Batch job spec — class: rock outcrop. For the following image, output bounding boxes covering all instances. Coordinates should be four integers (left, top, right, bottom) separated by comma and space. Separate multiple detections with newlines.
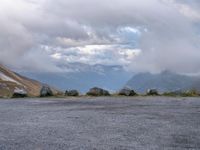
118, 88, 136, 96
12, 88, 27, 98
147, 89, 159, 95
87, 87, 110, 96
40, 86, 53, 97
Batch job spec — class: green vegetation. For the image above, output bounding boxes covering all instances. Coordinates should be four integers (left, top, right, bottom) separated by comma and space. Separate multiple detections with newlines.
163, 89, 200, 97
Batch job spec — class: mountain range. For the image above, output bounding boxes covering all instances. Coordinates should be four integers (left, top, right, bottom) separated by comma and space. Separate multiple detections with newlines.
126, 71, 200, 93
20, 63, 132, 93
1, 63, 200, 97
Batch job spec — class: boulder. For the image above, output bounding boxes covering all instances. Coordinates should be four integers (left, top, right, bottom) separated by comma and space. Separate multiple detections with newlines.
147, 89, 159, 95
40, 86, 53, 97
12, 88, 27, 98
87, 87, 110, 96
67, 90, 79, 96
65, 90, 69, 96
118, 88, 136, 96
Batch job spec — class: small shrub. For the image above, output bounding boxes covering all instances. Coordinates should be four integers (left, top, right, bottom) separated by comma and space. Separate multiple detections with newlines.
181, 90, 199, 97
163, 89, 199, 97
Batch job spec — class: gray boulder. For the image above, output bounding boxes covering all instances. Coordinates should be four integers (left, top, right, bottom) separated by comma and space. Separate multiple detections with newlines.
118, 88, 136, 96
147, 89, 159, 95
66, 90, 79, 96
65, 90, 69, 96
40, 86, 53, 97
87, 87, 110, 96
12, 88, 27, 98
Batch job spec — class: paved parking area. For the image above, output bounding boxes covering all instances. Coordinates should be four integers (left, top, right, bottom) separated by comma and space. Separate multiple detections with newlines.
0, 97, 200, 150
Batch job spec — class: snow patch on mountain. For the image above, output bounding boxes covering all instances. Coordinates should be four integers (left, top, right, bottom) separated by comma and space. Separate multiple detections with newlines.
0, 72, 20, 84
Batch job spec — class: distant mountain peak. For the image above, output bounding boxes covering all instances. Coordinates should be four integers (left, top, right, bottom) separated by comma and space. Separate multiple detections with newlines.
160, 70, 174, 75
126, 71, 200, 93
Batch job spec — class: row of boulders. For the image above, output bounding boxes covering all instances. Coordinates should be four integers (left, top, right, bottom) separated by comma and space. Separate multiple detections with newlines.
38, 86, 140, 97
64, 87, 111, 97
12, 86, 160, 98
12, 86, 54, 98
63, 87, 159, 97
65, 87, 160, 97
16, 85, 200, 98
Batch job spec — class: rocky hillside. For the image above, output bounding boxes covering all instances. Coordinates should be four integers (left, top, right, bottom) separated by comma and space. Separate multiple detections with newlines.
0, 64, 59, 97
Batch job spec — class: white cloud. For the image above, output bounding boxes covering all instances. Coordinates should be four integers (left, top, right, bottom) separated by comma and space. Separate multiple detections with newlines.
119, 27, 141, 35
0, 0, 200, 74
51, 53, 62, 59
178, 4, 200, 20
49, 45, 141, 68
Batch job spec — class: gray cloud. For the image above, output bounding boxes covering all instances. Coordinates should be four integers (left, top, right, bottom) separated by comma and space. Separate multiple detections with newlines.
0, 0, 200, 74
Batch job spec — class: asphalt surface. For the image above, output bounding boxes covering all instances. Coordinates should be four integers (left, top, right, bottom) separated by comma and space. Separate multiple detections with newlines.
0, 97, 200, 150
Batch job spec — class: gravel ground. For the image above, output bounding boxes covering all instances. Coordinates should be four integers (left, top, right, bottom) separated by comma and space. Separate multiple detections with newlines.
0, 97, 200, 150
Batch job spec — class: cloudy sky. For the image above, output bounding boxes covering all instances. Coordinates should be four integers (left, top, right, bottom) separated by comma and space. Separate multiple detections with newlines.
0, 0, 200, 74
